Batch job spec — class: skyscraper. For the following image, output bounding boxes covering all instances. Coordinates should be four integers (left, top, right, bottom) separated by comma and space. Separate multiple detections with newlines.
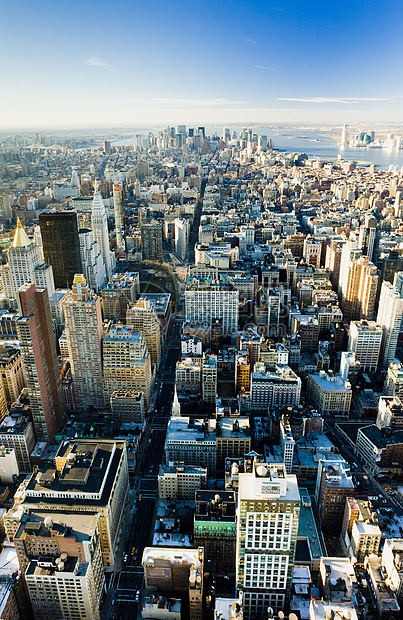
141, 219, 163, 261
102, 324, 152, 406
358, 214, 377, 261
63, 275, 104, 409
8, 219, 55, 300
113, 181, 125, 252
16, 284, 66, 442
376, 281, 403, 368
79, 228, 107, 292
91, 185, 113, 277
236, 460, 300, 617
39, 211, 82, 288
126, 297, 161, 366
341, 254, 378, 321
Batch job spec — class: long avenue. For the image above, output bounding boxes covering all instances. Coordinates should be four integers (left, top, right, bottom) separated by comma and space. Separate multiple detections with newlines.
109, 319, 181, 620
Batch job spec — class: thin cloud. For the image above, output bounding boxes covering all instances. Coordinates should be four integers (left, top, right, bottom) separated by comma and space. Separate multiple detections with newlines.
278, 96, 394, 104
85, 56, 116, 72
242, 37, 257, 44
126, 97, 247, 106
254, 65, 279, 72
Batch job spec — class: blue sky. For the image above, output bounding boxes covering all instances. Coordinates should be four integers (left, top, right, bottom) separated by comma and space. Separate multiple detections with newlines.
1, 0, 402, 126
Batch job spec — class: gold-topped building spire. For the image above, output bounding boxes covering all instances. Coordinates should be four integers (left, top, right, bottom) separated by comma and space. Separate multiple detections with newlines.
12, 218, 31, 248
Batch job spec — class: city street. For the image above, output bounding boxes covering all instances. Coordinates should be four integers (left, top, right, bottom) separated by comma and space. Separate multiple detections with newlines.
101, 319, 181, 619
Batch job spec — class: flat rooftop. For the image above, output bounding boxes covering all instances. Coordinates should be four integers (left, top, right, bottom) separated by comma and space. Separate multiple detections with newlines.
15, 510, 98, 543
309, 372, 351, 392
23, 440, 125, 507
141, 293, 171, 315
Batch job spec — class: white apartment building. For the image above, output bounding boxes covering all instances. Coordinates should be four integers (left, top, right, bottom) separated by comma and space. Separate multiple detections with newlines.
26, 555, 101, 620
78, 228, 106, 293
376, 281, 403, 368
0, 415, 35, 473
307, 371, 352, 417
250, 364, 301, 409
384, 363, 403, 397
236, 461, 300, 617
185, 278, 239, 336
382, 539, 403, 600
280, 416, 295, 474
351, 519, 381, 563
158, 463, 207, 500
174, 218, 189, 260
348, 320, 382, 372
91, 187, 113, 277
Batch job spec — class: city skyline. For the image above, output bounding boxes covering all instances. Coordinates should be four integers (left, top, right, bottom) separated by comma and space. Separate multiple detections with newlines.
2, 0, 402, 127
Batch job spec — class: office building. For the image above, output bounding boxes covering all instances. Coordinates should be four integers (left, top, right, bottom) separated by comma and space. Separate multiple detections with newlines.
39, 212, 82, 289
341, 254, 378, 322
315, 456, 354, 533
126, 297, 161, 366
142, 547, 203, 620
63, 275, 104, 410
358, 214, 377, 261
174, 218, 189, 260
280, 415, 295, 473
250, 364, 301, 409
364, 554, 400, 618
165, 417, 216, 475
91, 185, 113, 277
175, 359, 201, 393
325, 241, 343, 290
181, 335, 203, 359
102, 324, 152, 407
13, 510, 101, 573
216, 417, 251, 475
307, 371, 352, 418
303, 236, 321, 269
236, 461, 300, 616
16, 284, 66, 442
384, 362, 403, 397
356, 424, 403, 474
50, 288, 70, 338
102, 272, 139, 321
339, 351, 361, 385
376, 281, 403, 368
113, 181, 125, 252
142, 595, 181, 619
110, 390, 145, 425
194, 490, 236, 576
8, 219, 54, 300
376, 396, 403, 430
0, 414, 35, 473
78, 228, 106, 293
201, 352, 217, 405
382, 539, 403, 602
0, 186, 12, 218
185, 277, 239, 336
141, 219, 163, 261
26, 550, 102, 620
158, 463, 207, 500
0, 344, 25, 409
347, 320, 382, 372
10, 439, 129, 566
351, 518, 381, 563
236, 355, 250, 393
